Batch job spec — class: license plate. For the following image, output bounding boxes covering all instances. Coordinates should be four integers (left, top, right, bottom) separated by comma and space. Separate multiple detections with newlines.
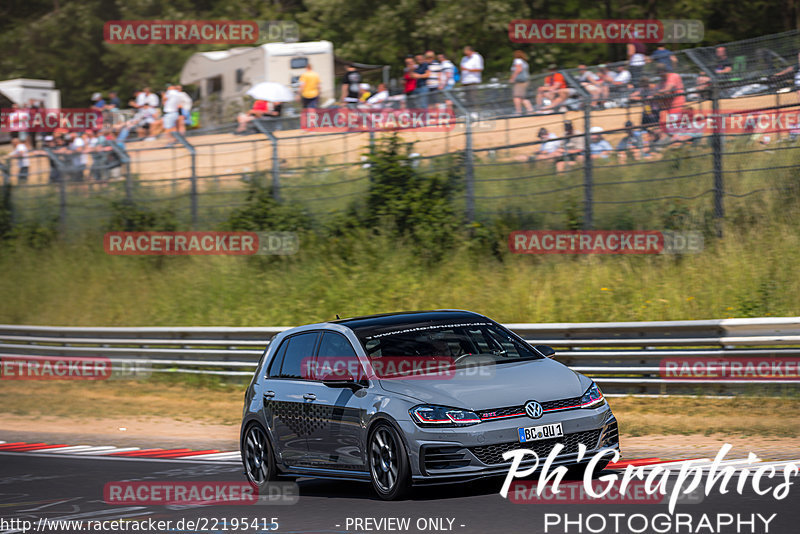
518, 423, 564, 443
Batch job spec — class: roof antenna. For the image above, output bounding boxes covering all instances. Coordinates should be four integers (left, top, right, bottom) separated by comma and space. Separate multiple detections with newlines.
335, 314, 340, 319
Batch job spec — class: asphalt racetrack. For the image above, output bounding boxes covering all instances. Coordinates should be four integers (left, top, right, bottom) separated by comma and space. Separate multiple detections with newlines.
1, 451, 798, 534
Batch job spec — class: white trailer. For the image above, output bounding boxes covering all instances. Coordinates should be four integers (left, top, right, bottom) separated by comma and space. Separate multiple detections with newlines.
179, 41, 335, 104
0, 78, 61, 108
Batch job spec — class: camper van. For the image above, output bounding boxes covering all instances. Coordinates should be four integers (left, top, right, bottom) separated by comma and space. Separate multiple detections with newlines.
180, 41, 335, 106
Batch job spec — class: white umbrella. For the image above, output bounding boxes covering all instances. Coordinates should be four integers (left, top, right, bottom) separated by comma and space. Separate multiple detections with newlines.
246, 82, 294, 102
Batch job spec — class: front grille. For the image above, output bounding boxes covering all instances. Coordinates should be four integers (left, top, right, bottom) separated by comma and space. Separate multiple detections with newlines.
478, 396, 584, 420
423, 446, 470, 471
469, 429, 602, 465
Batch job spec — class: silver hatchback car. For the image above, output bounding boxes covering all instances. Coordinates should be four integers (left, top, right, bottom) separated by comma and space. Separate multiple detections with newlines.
241, 310, 619, 499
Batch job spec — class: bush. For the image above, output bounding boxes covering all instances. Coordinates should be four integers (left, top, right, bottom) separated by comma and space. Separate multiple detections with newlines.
223, 180, 312, 232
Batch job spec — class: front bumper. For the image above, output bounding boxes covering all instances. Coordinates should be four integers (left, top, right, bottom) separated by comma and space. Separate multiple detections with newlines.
397, 404, 619, 485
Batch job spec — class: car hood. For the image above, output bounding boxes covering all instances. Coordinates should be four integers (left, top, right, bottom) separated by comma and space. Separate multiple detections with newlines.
377, 358, 589, 411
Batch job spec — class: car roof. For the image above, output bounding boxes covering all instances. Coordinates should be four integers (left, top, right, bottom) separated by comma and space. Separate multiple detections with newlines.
332, 309, 489, 335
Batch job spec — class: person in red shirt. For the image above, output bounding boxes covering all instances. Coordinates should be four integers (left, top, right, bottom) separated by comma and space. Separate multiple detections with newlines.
655, 64, 686, 125
403, 56, 418, 106
236, 100, 279, 133
536, 64, 571, 111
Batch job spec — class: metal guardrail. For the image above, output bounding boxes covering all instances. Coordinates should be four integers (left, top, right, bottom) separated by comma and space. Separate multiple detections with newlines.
1, 319, 799, 394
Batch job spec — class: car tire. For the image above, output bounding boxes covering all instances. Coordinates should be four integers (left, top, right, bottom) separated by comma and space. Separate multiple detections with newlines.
242, 423, 278, 492
367, 422, 411, 500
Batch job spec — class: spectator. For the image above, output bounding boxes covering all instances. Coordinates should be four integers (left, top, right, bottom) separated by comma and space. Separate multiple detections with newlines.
610, 64, 632, 88
629, 77, 661, 127
535, 127, 560, 160
40, 135, 61, 183
236, 100, 279, 133
341, 64, 362, 107
8, 103, 29, 144
106, 91, 121, 111
410, 54, 430, 108
536, 64, 570, 112
696, 47, 733, 91
555, 120, 585, 172
366, 83, 390, 108
299, 63, 321, 108
589, 126, 613, 159
26, 99, 42, 149
627, 32, 648, 86
438, 53, 456, 90
770, 52, 800, 97
509, 50, 533, 115
358, 83, 372, 103
577, 65, 603, 107
91, 92, 106, 110
176, 85, 193, 135
460, 46, 484, 108
655, 64, 686, 127
616, 120, 644, 163
85, 129, 106, 182
131, 87, 159, 109
161, 84, 182, 145
68, 131, 88, 182
403, 56, 418, 102
651, 45, 678, 71
11, 138, 29, 183
425, 51, 442, 106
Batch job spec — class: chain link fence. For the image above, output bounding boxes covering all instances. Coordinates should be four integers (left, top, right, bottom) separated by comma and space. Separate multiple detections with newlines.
3, 31, 800, 235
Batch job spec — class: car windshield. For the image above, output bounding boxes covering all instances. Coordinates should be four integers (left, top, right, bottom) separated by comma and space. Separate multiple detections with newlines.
357, 322, 542, 377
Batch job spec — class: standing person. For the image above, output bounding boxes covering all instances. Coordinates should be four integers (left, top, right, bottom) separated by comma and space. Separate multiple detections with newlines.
341, 64, 362, 107
161, 84, 182, 145
627, 33, 647, 87
11, 138, 29, 183
655, 64, 686, 129
460, 46, 484, 109
106, 91, 121, 110
403, 56, 418, 105
68, 132, 88, 182
509, 50, 533, 115
438, 53, 456, 91
299, 63, 321, 108
8, 103, 30, 145
651, 45, 678, 72
409, 54, 430, 108
424, 51, 442, 107
176, 85, 193, 135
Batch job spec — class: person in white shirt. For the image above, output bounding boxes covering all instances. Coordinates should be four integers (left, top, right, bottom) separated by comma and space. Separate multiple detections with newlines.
366, 83, 390, 108
8, 103, 30, 143
176, 85, 193, 134
68, 132, 88, 181
161, 84, 182, 142
460, 46, 483, 109
437, 53, 456, 90
134, 87, 160, 109
11, 138, 29, 183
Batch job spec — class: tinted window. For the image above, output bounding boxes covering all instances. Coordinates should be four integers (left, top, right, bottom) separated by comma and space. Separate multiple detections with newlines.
291, 57, 308, 69
266, 339, 288, 378
279, 332, 319, 379
317, 332, 357, 358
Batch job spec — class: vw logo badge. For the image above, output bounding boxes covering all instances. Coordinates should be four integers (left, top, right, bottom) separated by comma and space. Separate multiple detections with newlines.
525, 401, 543, 419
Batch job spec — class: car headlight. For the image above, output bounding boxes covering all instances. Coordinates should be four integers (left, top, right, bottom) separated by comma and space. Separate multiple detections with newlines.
409, 405, 481, 427
580, 382, 605, 408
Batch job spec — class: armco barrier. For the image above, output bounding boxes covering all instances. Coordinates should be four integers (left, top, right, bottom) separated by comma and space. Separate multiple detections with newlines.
1, 318, 799, 394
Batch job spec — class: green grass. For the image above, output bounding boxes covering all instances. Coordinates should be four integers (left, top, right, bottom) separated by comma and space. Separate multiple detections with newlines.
0, 222, 798, 326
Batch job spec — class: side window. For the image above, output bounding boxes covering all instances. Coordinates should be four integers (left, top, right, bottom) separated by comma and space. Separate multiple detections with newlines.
266, 339, 288, 378
317, 332, 357, 358
279, 332, 319, 379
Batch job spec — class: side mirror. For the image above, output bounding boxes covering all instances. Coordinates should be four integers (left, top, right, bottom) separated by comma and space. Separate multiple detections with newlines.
321, 368, 361, 388
534, 345, 556, 358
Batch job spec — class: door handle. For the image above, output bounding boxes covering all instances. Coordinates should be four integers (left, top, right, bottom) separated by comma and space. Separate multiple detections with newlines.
303, 393, 317, 401
263, 390, 275, 398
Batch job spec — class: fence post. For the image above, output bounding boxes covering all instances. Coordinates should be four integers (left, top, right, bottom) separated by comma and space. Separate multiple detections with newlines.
445, 89, 474, 223
43, 148, 69, 233
0, 161, 13, 226
582, 102, 594, 230
173, 133, 198, 228
253, 120, 281, 201
711, 81, 724, 237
